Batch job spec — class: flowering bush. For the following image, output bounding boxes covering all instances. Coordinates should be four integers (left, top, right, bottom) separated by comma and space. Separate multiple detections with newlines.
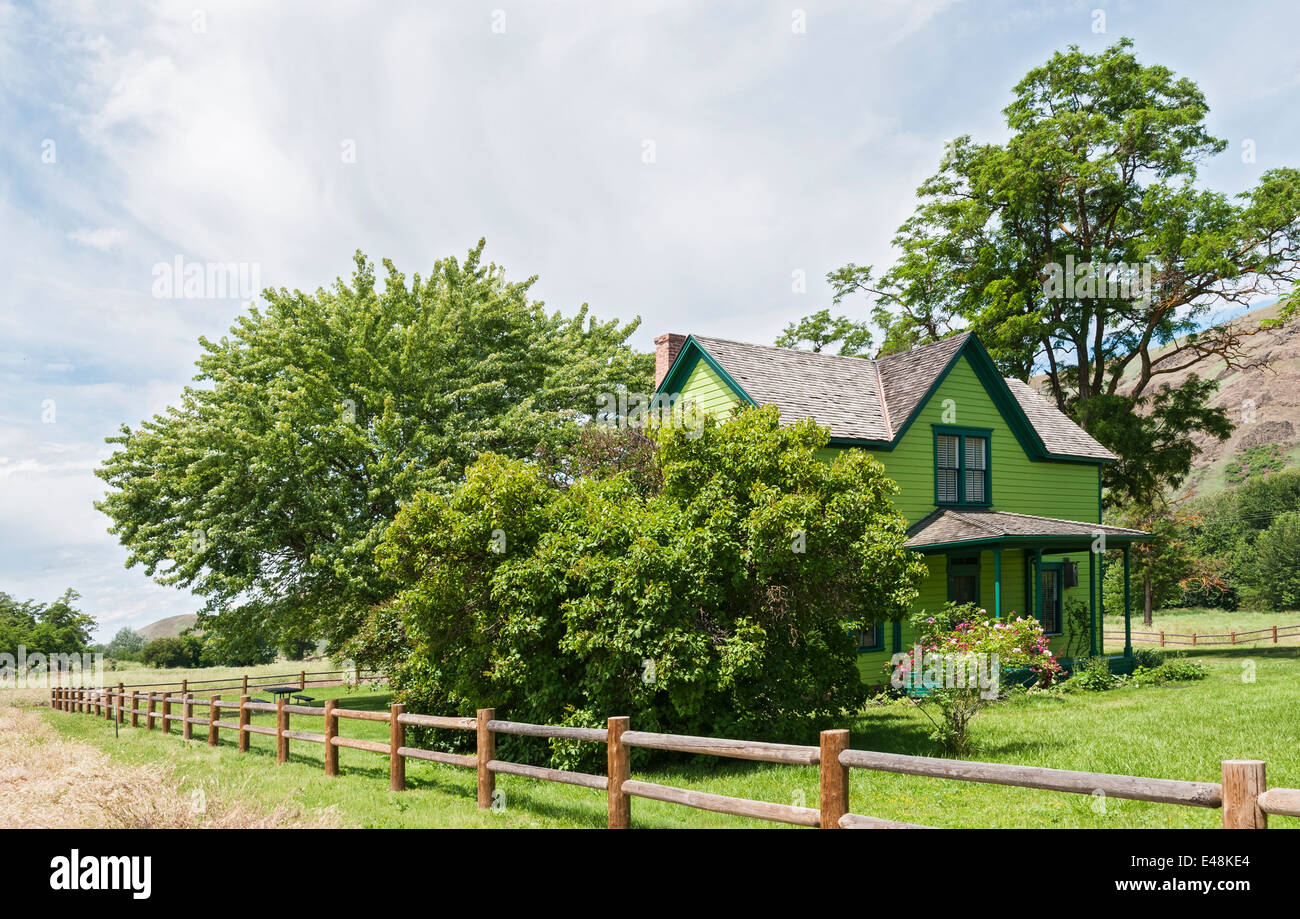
886, 603, 1061, 755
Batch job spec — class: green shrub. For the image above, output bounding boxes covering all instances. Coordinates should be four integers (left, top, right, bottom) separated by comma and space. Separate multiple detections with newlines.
1132, 654, 1208, 685
1069, 655, 1118, 691
1132, 648, 1166, 669
358, 406, 928, 766
141, 636, 194, 668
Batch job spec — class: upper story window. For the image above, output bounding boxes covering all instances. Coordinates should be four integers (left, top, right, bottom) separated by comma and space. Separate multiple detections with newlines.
934, 427, 991, 506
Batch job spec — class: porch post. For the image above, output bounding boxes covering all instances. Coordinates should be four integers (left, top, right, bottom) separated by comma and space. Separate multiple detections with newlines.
1098, 544, 1105, 655
1088, 550, 1097, 657
993, 547, 1002, 619
1034, 548, 1043, 629
1123, 545, 1132, 659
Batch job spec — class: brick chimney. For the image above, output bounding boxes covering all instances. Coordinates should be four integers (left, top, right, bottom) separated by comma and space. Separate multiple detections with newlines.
654, 333, 687, 390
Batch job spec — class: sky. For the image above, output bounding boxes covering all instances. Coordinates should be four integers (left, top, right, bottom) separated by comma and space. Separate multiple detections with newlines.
1, 0, 1297, 641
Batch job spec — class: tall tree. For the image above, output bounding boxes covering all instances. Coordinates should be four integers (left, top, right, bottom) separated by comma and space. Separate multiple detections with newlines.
96, 241, 653, 650
785, 39, 1300, 505
0, 588, 95, 656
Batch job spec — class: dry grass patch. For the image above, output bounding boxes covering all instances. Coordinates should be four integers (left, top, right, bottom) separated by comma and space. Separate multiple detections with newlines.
0, 705, 338, 828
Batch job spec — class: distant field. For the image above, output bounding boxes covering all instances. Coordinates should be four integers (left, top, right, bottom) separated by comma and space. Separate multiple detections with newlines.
1104, 608, 1300, 650
0, 661, 360, 710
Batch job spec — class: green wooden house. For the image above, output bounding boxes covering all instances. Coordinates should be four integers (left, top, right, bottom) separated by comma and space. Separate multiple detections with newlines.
651, 330, 1150, 680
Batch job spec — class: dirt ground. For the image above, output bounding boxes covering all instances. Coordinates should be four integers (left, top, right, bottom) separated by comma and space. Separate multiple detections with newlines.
0, 700, 337, 829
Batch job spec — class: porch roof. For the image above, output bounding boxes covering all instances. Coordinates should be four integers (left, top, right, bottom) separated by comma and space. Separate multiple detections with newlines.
905, 508, 1151, 553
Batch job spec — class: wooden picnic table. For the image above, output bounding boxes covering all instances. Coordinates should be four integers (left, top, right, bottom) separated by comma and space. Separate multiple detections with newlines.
262, 685, 302, 700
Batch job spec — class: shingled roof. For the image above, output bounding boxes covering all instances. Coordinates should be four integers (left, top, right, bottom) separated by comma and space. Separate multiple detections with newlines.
672, 332, 1115, 462
906, 508, 1149, 550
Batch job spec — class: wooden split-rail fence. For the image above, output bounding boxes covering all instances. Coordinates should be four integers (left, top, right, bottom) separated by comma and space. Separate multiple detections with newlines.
48, 682, 1300, 829
1126, 622, 1300, 648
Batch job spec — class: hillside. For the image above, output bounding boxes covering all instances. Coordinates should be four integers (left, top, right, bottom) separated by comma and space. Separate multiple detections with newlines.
1029, 301, 1299, 497
136, 614, 199, 640
1131, 301, 1300, 497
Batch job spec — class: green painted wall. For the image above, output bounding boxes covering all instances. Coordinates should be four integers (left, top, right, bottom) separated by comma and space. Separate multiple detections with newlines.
676, 349, 1105, 683
678, 359, 747, 419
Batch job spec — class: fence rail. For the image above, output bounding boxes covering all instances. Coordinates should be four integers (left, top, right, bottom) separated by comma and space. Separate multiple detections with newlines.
1122, 622, 1300, 647
46, 679, 1295, 829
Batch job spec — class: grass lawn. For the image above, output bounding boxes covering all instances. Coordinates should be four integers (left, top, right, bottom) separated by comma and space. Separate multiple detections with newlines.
20, 647, 1300, 829
1103, 608, 1300, 651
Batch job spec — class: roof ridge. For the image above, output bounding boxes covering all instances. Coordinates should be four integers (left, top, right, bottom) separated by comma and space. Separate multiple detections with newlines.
690, 334, 880, 368
875, 330, 971, 366
993, 510, 1146, 534
873, 360, 893, 438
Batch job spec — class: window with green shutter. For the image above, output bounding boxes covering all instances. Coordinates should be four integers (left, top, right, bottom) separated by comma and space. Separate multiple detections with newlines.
934, 426, 992, 506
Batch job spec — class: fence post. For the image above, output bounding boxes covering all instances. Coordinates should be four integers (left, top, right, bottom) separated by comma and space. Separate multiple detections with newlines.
130, 692, 139, 728
183, 694, 194, 740
300, 670, 306, 691
1231, 632, 1236, 646
94, 689, 102, 717
820, 729, 850, 829
1222, 760, 1267, 829
276, 698, 288, 764
181, 679, 188, 697
390, 703, 405, 792
117, 683, 125, 725
1192, 633, 1197, 647
607, 715, 630, 829
1160, 631, 1165, 647
324, 699, 338, 777
1273, 625, 1279, 645
476, 707, 495, 810
238, 696, 250, 752
146, 692, 156, 730
208, 694, 220, 746
242, 674, 249, 695
161, 692, 171, 735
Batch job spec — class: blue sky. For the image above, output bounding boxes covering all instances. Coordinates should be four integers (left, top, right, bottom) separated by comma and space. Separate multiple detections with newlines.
2, 0, 1296, 640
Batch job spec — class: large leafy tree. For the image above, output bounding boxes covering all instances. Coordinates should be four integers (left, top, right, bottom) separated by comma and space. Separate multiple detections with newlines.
786, 39, 1300, 506
96, 241, 652, 650
359, 407, 926, 763
0, 588, 96, 657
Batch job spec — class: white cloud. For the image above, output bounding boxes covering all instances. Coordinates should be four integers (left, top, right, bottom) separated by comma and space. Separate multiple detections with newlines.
67, 227, 124, 251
